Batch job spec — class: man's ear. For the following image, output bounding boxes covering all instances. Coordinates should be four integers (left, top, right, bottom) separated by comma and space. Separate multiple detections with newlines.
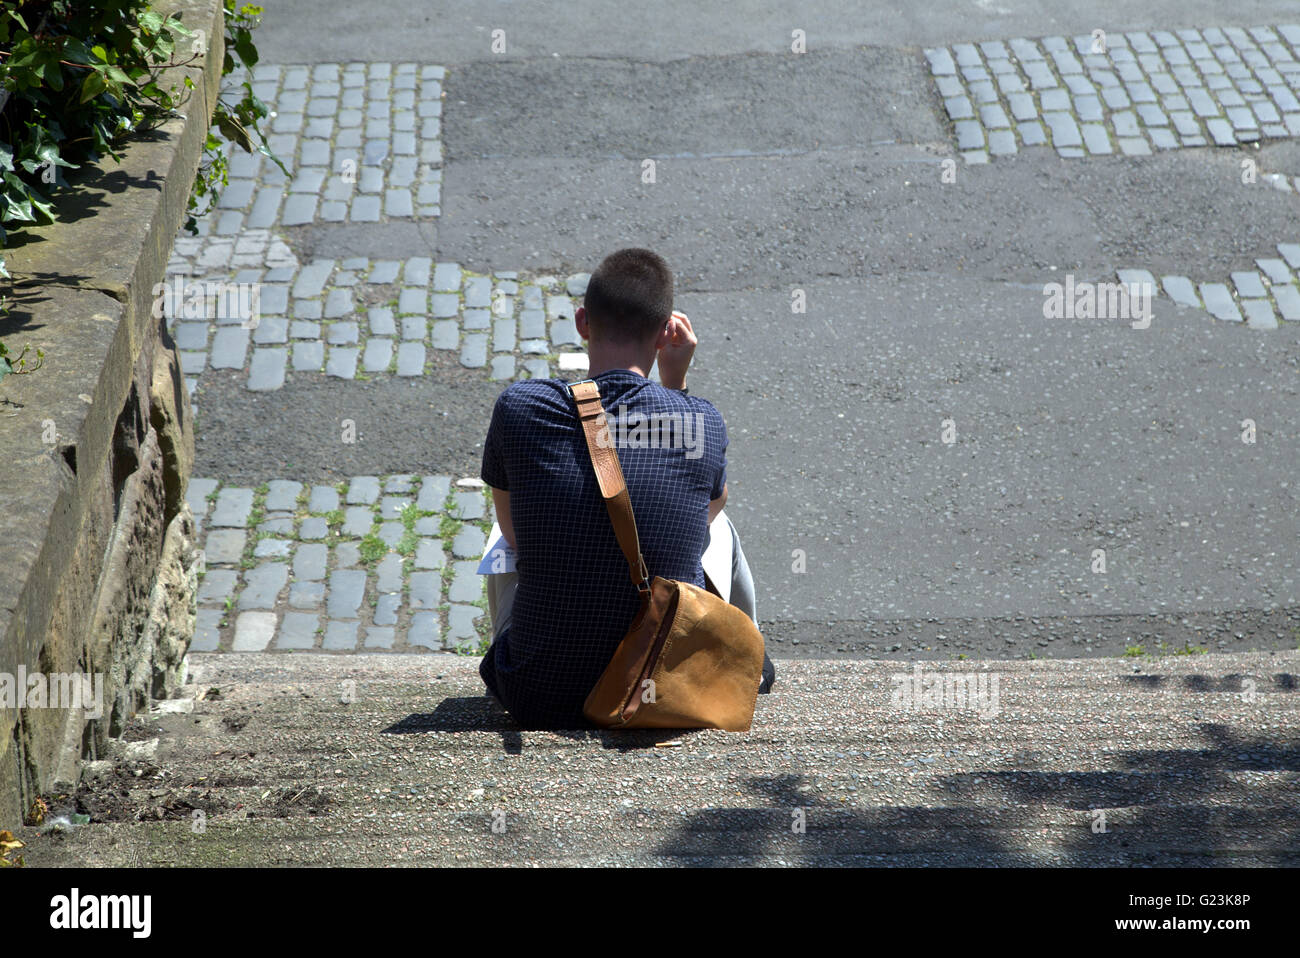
575, 305, 590, 342
653, 314, 673, 351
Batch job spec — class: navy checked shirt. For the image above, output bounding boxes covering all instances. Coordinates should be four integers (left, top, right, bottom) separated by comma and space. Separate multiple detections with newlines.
479, 369, 728, 729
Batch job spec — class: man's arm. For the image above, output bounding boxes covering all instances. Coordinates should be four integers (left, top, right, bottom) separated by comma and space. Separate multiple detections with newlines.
657, 311, 697, 391
658, 310, 726, 523
708, 483, 727, 525
491, 487, 516, 551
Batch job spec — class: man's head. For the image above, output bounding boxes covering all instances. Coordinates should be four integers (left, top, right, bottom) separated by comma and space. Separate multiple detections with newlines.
580, 248, 674, 345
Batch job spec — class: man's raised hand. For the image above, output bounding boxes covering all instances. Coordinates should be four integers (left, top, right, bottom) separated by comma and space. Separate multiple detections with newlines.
657, 310, 697, 390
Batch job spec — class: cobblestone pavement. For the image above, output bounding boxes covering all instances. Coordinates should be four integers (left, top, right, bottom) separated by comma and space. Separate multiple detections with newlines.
928, 26, 1300, 162
187, 473, 495, 653
163, 248, 594, 398
205, 62, 445, 231
1114, 255, 1300, 329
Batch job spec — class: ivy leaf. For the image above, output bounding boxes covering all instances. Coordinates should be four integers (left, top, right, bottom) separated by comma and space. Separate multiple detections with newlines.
233, 30, 258, 68
7, 46, 39, 71
256, 141, 288, 176
35, 141, 76, 171
61, 38, 93, 65
30, 192, 54, 220
216, 112, 253, 152
0, 142, 12, 172
39, 52, 64, 92
2, 175, 35, 222
1, 203, 31, 224
138, 11, 165, 35
80, 70, 108, 104
105, 65, 134, 87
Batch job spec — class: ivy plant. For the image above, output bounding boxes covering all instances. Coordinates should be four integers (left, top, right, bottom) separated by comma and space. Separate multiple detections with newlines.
0, 322, 43, 380
0, 0, 284, 307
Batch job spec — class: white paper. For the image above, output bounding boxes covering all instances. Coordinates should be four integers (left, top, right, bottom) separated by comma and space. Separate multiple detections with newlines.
475, 514, 732, 593
477, 522, 517, 574
701, 510, 732, 603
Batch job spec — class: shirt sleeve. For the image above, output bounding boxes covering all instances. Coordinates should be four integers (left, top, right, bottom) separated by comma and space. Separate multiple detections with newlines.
707, 402, 728, 501
481, 390, 511, 490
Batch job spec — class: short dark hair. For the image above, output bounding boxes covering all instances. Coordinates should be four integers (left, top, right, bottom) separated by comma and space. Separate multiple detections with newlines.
583, 248, 674, 344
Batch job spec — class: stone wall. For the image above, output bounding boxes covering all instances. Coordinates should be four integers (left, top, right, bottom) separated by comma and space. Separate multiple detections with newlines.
0, 0, 224, 825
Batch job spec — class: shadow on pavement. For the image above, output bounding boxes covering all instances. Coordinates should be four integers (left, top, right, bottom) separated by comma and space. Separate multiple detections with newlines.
655, 726, 1300, 866
1120, 672, 1296, 691
381, 696, 700, 753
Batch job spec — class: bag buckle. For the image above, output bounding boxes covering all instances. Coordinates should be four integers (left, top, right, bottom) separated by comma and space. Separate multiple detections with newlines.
567, 378, 597, 397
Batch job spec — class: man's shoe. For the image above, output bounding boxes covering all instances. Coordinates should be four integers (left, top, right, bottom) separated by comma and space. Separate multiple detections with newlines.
758, 653, 776, 694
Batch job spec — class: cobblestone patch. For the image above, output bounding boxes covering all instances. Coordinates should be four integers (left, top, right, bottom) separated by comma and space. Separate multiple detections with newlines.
1120, 240, 1300, 328
160, 254, 593, 393
193, 62, 444, 232
927, 26, 1300, 162
187, 475, 494, 653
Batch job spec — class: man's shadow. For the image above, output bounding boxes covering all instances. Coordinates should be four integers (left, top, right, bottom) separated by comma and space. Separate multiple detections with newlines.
381, 696, 695, 754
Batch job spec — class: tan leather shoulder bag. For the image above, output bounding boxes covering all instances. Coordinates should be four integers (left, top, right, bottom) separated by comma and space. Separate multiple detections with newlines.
569, 379, 765, 731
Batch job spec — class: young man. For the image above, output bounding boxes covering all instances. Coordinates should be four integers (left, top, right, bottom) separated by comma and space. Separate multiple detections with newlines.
479, 248, 774, 729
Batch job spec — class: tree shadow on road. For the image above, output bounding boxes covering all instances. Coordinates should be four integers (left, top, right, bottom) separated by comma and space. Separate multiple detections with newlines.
655, 721, 1300, 866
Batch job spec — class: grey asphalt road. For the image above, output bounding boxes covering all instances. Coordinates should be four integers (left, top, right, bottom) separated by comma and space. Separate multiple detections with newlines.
253, 1, 1300, 63
195, 1, 1300, 660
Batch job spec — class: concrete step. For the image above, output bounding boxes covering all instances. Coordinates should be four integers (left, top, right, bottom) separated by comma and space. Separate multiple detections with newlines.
21, 650, 1299, 867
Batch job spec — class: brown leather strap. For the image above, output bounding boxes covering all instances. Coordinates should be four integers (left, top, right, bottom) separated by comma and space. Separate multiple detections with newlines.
569, 379, 650, 589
